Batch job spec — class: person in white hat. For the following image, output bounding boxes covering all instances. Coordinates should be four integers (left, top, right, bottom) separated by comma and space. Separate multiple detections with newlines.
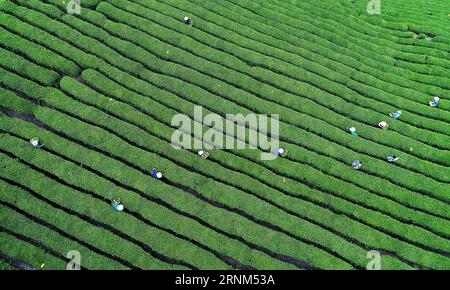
429, 96, 440, 107
352, 160, 362, 170
348, 127, 358, 136
198, 150, 209, 159
275, 148, 288, 157
183, 16, 193, 25
30, 137, 44, 148
112, 198, 124, 212
378, 121, 389, 130
151, 168, 163, 179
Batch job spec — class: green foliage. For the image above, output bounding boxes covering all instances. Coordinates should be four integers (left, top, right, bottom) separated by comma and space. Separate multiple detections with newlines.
0, 0, 449, 270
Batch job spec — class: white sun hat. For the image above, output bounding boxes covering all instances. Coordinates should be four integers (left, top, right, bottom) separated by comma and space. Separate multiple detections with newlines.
434, 96, 440, 101
349, 127, 356, 133
379, 121, 387, 127
184, 16, 189, 21
198, 150, 205, 156
30, 137, 39, 146
117, 204, 124, 211
156, 172, 163, 179
278, 148, 285, 154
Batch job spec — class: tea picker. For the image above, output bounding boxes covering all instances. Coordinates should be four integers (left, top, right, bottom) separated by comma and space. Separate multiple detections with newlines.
183, 16, 193, 26
112, 198, 124, 212
348, 127, 358, 136
429, 96, 440, 108
352, 160, 362, 170
198, 150, 209, 159
389, 111, 402, 119
30, 137, 44, 148
275, 148, 288, 157
387, 156, 400, 163
151, 168, 163, 179
378, 121, 389, 130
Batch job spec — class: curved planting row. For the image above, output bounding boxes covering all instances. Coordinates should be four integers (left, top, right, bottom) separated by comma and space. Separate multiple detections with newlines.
58, 77, 450, 253
265, 0, 450, 74
0, 185, 131, 270
308, 0, 450, 51
1, 9, 448, 237
0, 91, 342, 270
354, 0, 450, 48
328, 0, 450, 49
75, 68, 450, 238
2, 1, 446, 196
101, 0, 450, 154
0, 26, 79, 76
28, 0, 450, 140
92, 0, 450, 178
0, 117, 303, 270
219, 0, 450, 94
2, 5, 446, 240
0, 47, 59, 86
1, 68, 448, 270
0, 228, 66, 270
155, 0, 450, 117
0, 148, 211, 270
1, 0, 448, 269
0, 86, 361, 269
45, 6, 450, 193
1, 73, 434, 270
0, 116, 339, 269
221, 0, 450, 91
98, 0, 450, 136
0, 252, 31, 270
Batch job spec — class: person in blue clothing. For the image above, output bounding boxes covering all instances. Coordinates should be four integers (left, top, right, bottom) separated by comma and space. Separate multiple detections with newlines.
151, 168, 163, 179
389, 111, 402, 119
429, 96, 440, 108
112, 198, 124, 212
275, 148, 288, 157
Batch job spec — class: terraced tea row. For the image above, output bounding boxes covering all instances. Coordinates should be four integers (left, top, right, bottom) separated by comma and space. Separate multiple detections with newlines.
1, 67, 448, 268
1, 0, 448, 269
